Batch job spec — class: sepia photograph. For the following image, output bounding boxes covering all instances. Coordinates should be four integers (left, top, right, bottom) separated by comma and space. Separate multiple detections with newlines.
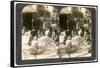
11, 1, 98, 67
21, 3, 94, 60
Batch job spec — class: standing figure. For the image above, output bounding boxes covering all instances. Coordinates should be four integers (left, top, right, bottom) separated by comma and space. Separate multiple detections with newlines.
65, 36, 72, 57
57, 31, 66, 59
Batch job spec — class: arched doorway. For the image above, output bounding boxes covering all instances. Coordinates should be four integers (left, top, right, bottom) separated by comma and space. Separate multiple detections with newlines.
59, 7, 76, 36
